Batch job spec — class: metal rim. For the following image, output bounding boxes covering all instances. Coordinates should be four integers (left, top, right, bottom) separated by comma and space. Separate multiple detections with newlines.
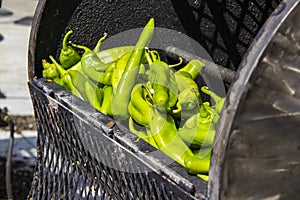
208, 0, 300, 199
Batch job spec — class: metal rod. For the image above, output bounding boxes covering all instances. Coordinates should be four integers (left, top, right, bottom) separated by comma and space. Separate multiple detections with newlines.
6, 119, 14, 200
165, 46, 236, 84
0, 107, 14, 200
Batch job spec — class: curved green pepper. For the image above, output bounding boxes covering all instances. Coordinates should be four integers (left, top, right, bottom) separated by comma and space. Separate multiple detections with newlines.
145, 49, 171, 109
128, 117, 158, 149
147, 106, 204, 171
201, 86, 225, 114
112, 18, 155, 120
128, 83, 152, 126
68, 69, 102, 111
168, 69, 179, 108
71, 34, 110, 81
42, 59, 59, 79
99, 85, 113, 116
59, 30, 81, 69
111, 51, 132, 92
184, 150, 211, 175
178, 102, 217, 148
48, 56, 83, 98
178, 59, 204, 80
98, 62, 116, 86
97, 46, 134, 64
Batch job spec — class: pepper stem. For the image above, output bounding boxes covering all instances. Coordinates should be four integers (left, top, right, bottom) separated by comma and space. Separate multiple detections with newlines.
149, 50, 160, 62
62, 30, 73, 50
70, 42, 91, 53
145, 48, 153, 65
142, 82, 154, 104
49, 55, 67, 76
169, 57, 183, 68
201, 86, 221, 103
94, 32, 108, 52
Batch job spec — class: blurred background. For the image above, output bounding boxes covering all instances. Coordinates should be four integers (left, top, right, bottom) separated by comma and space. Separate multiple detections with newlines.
0, 0, 38, 199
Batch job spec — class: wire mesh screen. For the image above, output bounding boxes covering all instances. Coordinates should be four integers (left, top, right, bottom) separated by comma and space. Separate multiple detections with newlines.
176, 0, 282, 70
32, 0, 282, 79
27, 81, 203, 200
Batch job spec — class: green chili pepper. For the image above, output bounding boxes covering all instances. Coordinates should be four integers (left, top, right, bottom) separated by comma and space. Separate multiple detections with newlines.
147, 107, 186, 159
128, 83, 152, 126
178, 59, 204, 80
111, 51, 132, 91
168, 69, 179, 108
48, 56, 83, 99
178, 126, 215, 148
147, 106, 192, 166
59, 30, 81, 69
174, 70, 200, 94
70, 34, 110, 80
177, 102, 216, 148
184, 149, 211, 175
129, 117, 159, 148
97, 46, 134, 64
191, 147, 212, 181
98, 62, 116, 86
145, 49, 170, 109
68, 69, 103, 111
171, 86, 200, 120
65, 45, 134, 74
42, 59, 65, 86
42, 59, 59, 79
99, 85, 113, 116
201, 86, 225, 114
178, 88, 200, 111
112, 18, 155, 120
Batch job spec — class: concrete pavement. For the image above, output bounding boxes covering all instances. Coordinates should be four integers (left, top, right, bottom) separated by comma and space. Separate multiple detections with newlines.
0, 0, 38, 163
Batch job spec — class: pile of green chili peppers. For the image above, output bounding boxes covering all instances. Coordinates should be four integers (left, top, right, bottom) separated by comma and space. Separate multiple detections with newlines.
41, 18, 225, 182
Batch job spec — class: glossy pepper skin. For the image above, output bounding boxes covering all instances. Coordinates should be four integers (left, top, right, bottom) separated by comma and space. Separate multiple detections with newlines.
178, 102, 217, 148
99, 85, 113, 116
111, 51, 132, 92
97, 46, 134, 64
71, 34, 110, 82
48, 56, 83, 99
146, 106, 208, 174
98, 62, 116, 86
112, 18, 155, 120
184, 149, 211, 175
59, 30, 81, 69
128, 117, 158, 149
178, 59, 204, 80
145, 49, 171, 109
128, 83, 152, 126
42, 59, 64, 86
68, 69, 102, 111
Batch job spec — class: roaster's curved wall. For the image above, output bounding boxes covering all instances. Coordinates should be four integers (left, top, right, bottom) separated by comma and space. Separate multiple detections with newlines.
28, 0, 281, 81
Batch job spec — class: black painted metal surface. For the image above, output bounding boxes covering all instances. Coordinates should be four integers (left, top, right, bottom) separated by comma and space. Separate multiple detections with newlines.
28, 0, 281, 80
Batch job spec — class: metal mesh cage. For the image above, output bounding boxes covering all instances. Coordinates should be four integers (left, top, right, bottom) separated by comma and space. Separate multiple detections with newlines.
27, 80, 206, 200
27, 0, 286, 199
